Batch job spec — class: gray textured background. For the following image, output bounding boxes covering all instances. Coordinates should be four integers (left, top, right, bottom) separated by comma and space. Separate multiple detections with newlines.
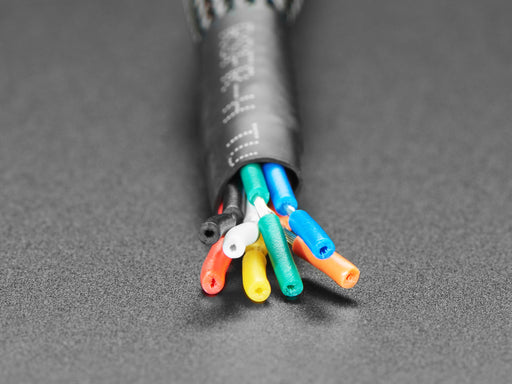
1, 0, 511, 383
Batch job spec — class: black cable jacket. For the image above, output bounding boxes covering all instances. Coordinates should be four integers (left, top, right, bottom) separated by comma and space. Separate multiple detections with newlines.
222, 179, 244, 223
199, 3, 303, 209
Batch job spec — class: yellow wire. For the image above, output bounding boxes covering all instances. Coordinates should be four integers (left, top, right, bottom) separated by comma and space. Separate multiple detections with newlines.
242, 235, 271, 302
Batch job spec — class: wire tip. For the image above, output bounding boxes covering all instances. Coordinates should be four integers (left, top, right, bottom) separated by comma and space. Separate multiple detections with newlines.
246, 282, 271, 303
284, 283, 303, 299
340, 268, 360, 289
199, 221, 220, 245
201, 272, 225, 295
223, 238, 246, 259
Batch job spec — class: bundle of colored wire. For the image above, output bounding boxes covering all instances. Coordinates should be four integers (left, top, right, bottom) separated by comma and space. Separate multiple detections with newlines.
262, 162, 335, 259
189, 0, 360, 301
240, 163, 303, 298
279, 214, 360, 289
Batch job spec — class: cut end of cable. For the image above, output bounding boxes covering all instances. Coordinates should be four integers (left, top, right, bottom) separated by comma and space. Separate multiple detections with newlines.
223, 222, 260, 258
340, 268, 360, 289
199, 213, 238, 245
283, 282, 303, 298
200, 238, 231, 295
316, 240, 336, 260
246, 282, 271, 303
201, 272, 226, 295
199, 221, 220, 245
223, 238, 246, 259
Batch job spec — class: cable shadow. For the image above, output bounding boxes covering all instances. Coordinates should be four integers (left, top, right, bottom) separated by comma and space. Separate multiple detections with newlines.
267, 277, 358, 323
301, 278, 359, 308
184, 259, 272, 330
185, 266, 360, 329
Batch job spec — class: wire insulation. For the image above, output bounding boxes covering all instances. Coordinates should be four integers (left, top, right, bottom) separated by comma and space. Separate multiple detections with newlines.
285, 229, 359, 289
262, 162, 298, 215
259, 213, 303, 297
240, 164, 270, 205
200, 237, 232, 294
288, 209, 335, 259
242, 235, 271, 302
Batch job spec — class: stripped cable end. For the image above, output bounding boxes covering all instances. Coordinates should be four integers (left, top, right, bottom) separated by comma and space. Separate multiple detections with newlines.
243, 236, 271, 302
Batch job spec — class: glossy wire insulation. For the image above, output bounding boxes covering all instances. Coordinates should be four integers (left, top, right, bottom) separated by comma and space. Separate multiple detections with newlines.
191, 0, 359, 301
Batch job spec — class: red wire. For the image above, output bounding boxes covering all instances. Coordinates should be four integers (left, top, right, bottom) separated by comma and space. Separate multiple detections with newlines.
200, 202, 231, 295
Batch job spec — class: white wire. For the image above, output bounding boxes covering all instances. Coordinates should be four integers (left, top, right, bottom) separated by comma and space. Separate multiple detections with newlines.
243, 199, 260, 223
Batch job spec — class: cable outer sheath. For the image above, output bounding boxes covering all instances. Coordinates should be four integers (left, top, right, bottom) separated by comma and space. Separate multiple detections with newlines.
199, 4, 302, 209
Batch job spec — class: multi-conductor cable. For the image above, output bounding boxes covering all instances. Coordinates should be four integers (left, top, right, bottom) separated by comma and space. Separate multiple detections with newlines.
188, 0, 360, 301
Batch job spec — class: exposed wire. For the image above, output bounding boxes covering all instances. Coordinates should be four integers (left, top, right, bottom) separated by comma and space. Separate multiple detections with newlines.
283, 226, 360, 289
223, 199, 259, 258
200, 237, 233, 294
242, 235, 271, 302
240, 163, 303, 297
262, 162, 335, 259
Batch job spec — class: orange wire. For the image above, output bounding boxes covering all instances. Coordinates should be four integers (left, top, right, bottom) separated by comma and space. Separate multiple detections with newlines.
278, 213, 360, 289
